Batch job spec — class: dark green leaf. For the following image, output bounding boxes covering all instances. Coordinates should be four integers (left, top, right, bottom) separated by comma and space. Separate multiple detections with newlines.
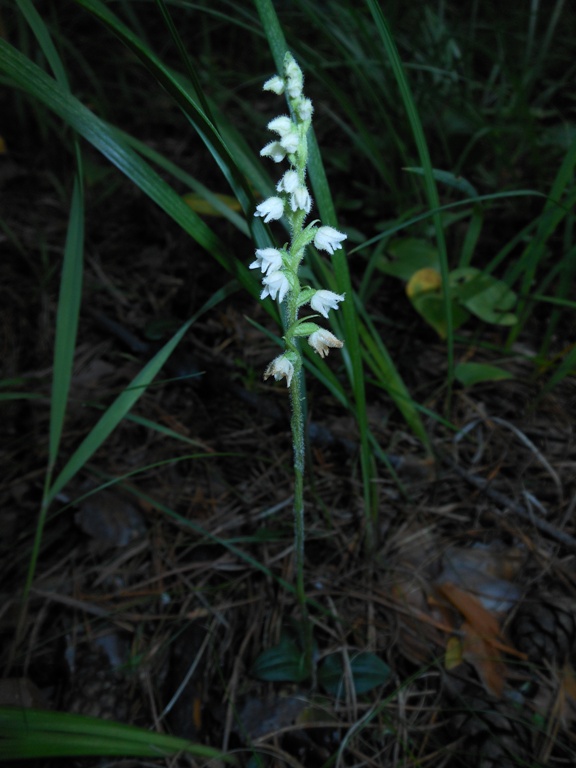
318, 652, 391, 696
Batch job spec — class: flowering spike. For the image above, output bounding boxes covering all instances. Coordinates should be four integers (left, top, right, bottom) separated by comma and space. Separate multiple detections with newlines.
251, 53, 346, 392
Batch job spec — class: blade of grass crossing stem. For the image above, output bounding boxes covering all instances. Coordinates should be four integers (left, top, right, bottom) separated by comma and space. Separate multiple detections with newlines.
365, 0, 453, 391
254, 0, 376, 535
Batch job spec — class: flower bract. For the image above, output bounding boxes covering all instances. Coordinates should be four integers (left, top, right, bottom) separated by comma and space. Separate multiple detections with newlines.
308, 329, 344, 358
314, 226, 347, 255
310, 289, 345, 318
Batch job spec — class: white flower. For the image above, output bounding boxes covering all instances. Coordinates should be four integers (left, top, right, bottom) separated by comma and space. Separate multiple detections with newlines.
267, 115, 293, 137
276, 170, 299, 194
308, 329, 344, 358
290, 186, 311, 213
310, 289, 345, 318
260, 141, 286, 163
285, 59, 303, 99
298, 98, 313, 122
249, 248, 284, 275
261, 270, 290, 303
264, 355, 294, 387
254, 197, 284, 223
263, 75, 285, 95
314, 226, 347, 255
280, 131, 299, 154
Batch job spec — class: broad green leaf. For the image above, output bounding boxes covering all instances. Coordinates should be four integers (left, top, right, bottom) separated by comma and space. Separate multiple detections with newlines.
318, 652, 391, 696
379, 238, 439, 280
252, 636, 309, 683
455, 362, 514, 387
450, 268, 517, 326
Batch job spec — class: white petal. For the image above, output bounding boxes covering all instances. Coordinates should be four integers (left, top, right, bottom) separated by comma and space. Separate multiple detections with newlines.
262, 271, 290, 303
308, 329, 344, 358
310, 289, 345, 318
314, 225, 347, 255
250, 247, 284, 274
260, 141, 287, 163
254, 197, 284, 222
290, 187, 311, 213
264, 355, 294, 387
263, 75, 285, 95
276, 170, 299, 194
298, 99, 313, 122
267, 115, 293, 137
280, 132, 299, 154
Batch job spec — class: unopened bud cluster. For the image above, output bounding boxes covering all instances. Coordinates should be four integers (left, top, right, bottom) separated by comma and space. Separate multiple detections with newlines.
251, 53, 347, 387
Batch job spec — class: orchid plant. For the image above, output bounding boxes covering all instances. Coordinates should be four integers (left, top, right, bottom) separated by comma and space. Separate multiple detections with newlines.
250, 52, 347, 672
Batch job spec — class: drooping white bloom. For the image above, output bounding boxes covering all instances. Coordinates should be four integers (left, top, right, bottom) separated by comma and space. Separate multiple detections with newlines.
263, 75, 285, 95
290, 186, 311, 213
276, 169, 299, 194
249, 248, 284, 275
314, 225, 347, 255
254, 197, 284, 223
308, 329, 344, 358
298, 98, 313, 122
260, 141, 286, 163
280, 131, 299, 154
310, 289, 345, 318
261, 270, 290, 303
267, 115, 293, 137
264, 355, 294, 387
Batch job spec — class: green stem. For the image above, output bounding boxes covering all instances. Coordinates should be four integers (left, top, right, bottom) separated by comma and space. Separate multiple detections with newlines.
285, 270, 313, 676
288, 351, 313, 677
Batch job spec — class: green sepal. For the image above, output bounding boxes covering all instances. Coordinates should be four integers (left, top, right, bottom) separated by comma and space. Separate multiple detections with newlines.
291, 322, 321, 338
291, 221, 318, 254
296, 287, 315, 307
